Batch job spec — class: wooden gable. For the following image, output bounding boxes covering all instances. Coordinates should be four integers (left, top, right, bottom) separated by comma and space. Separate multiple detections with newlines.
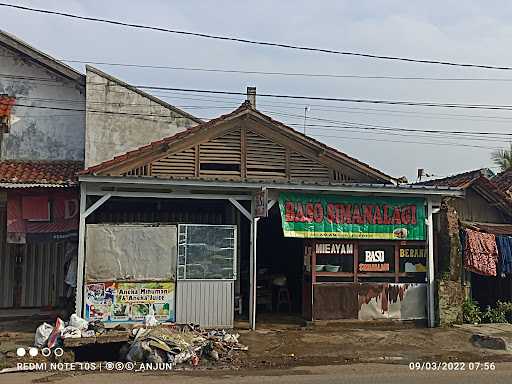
117, 112, 388, 184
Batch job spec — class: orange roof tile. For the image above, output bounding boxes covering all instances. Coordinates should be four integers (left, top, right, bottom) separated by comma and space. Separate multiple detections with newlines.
0, 160, 83, 186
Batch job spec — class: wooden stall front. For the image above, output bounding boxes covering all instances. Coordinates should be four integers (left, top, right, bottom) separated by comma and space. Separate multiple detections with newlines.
304, 239, 428, 321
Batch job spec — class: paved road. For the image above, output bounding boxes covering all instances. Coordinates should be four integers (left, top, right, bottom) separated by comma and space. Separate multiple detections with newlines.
2, 363, 511, 384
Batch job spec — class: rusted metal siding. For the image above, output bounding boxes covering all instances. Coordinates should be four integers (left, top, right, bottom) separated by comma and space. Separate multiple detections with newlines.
176, 280, 234, 328
0, 200, 14, 308
313, 283, 427, 321
20, 242, 66, 308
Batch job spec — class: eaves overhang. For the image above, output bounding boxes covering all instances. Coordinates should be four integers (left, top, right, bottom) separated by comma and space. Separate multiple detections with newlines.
79, 175, 464, 198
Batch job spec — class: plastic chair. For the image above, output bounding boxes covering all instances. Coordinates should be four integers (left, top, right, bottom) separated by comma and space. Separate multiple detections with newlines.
276, 286, 291, 312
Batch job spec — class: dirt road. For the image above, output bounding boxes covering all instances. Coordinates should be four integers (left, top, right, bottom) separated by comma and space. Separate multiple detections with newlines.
2, 363, 512, 384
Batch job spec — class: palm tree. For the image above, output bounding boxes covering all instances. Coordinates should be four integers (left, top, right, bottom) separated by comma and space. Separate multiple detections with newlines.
492, 143, 512, 171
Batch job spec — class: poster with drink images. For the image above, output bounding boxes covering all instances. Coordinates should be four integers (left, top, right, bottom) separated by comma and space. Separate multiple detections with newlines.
85, 281, 175, 323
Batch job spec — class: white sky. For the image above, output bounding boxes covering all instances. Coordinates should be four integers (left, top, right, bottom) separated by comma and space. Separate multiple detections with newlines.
2, 0, 512, 180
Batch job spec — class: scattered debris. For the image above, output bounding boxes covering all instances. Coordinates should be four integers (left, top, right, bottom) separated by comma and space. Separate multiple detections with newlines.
31, 315, 248, 369
124, 324, 248, 367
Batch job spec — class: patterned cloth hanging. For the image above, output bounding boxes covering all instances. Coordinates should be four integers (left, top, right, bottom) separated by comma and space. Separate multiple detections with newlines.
463, 228, 498, 276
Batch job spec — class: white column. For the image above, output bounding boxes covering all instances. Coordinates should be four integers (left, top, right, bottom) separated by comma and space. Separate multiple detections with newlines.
427, 200, 435, 328
75, 183, 87, 316
249, 196, 259, 330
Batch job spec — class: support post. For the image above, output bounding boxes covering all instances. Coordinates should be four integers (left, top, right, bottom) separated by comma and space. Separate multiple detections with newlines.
75, 183, 87, 316
427, 200, 435, 328
248, 198, 259, 330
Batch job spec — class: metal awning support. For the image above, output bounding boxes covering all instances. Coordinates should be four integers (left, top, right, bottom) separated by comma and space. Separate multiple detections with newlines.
76, 190, 113, 315
229, 197, 259, 330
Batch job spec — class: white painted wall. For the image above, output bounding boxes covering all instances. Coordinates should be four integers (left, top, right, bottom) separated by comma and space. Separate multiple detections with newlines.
0, 45, 85, 161
85, 67, 200, 168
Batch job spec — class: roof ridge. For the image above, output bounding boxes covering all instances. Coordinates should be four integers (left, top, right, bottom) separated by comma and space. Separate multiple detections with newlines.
0, 29, 84, 84
80, 103, 252, 175
80, 103, 394, 183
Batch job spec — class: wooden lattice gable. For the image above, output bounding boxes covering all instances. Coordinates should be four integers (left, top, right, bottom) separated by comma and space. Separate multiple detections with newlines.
83, 103, 395, 184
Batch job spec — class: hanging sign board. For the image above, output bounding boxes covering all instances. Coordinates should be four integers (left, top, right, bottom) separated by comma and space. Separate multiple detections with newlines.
400, 246, 427, 273
254, 188, 268, 218
358, 245, 394, 273
278, 193, 425, 240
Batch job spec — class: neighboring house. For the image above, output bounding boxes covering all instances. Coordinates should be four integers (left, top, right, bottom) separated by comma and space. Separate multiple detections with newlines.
0, 30, 85, 310
417, 169, 512, 325
0, 31, 202, 312
494, 167, 512, 198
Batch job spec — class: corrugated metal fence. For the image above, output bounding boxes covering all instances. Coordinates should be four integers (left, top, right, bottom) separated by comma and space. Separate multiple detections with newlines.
0, 201, 67, 308
176, 280, 234, 328
0, 202, 14, 308
20, 242, 66, 308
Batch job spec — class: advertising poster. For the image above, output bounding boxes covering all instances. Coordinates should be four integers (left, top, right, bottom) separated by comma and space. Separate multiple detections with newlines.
85, 281, 175, 323
279, 193, 426, 240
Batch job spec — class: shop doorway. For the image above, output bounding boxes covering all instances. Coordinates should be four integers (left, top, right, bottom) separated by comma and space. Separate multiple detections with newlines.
255, 205, 304, 323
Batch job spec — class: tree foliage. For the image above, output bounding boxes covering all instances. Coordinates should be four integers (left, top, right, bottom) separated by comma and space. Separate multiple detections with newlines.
492, 143, 512, 171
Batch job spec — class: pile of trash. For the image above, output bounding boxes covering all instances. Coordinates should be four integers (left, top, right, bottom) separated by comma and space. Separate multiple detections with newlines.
34, 314, 109, 349
122, 324, 248, 367
34, 314, 248, 368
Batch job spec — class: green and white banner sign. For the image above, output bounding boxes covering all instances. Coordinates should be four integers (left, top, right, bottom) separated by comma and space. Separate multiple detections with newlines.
279, 193, 426, 240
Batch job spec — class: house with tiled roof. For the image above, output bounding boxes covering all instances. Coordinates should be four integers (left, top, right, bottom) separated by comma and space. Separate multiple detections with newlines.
0, 29, 87, 310
76, 93, 463, 329
493, 167, 512, 198
0, 31, 201, 312
415, 169, 512, 326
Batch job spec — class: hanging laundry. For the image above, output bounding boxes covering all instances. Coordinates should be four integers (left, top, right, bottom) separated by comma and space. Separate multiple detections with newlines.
463, 228, 498, 276
496, 235, 512, 275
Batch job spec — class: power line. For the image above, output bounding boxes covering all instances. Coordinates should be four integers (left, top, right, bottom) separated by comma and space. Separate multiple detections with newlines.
2, 3, 512, 71
288, 124, 511, 144
110, 86, 512, 111
285, 123, 512, 140
7, 56, 512, 82
57, 60, 512, 82
310, 133, 500, 150
8, 73, 512, 113
5, 97, 512, 139
262, 110, 512, 137
2, 102, 507, 149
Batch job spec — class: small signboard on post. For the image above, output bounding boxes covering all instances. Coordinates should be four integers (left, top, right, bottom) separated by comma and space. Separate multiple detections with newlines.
254, 188, 268, 218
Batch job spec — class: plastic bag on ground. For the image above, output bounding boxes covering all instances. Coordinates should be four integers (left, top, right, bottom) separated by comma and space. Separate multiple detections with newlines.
144, 314, 158, 327
81, 330, 95, 338
69, 314, 88, 331
34, 323, 53, 348
47, 318, 64, 349
61, 326, 81, 339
